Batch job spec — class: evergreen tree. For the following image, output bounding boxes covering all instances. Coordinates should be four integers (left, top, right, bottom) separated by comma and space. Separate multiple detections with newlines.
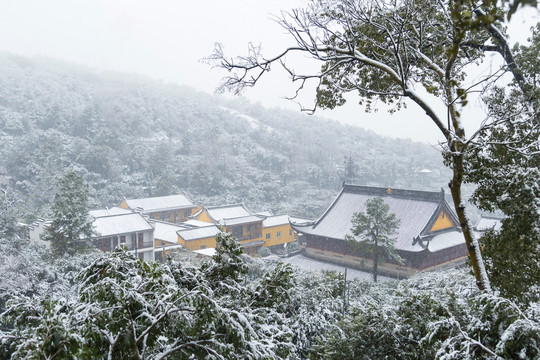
202, 230, 248, 285
342, 154, 358, 184
42, 171, 95, 256
0, 189, 20, 240
346, 197, 401, 283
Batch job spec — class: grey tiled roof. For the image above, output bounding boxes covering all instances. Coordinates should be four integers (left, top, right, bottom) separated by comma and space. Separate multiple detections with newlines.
295, 184, 459, 253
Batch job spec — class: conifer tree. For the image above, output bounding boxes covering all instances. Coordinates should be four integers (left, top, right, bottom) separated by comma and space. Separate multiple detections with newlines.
347, 197, 401, 283
0, 189, 20, 240
43, 171, 95, 256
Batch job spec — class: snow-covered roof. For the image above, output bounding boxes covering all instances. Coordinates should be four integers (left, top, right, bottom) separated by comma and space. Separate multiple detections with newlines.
289, 216, 312, 224
93, 213, 154, 237
221, 215, 262, 227
263, 215, 290, 228
428, 230, 465, 252
294, 184, 458, 253
474, 216, 503, 232
90, 207, 132, 218
184, 219, 214, 227
256, 210, 273, 217
193, 248, 217, 257
177, 225, 221, 241
206, 204, 252, 222
124, 194, 196, 212
153, 221, 188, 243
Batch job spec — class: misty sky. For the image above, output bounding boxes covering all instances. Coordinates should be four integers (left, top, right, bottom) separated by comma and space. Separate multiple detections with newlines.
0, 0, 537, 142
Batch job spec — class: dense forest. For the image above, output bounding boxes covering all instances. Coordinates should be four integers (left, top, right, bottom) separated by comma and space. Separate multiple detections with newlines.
0, 53, 451, 220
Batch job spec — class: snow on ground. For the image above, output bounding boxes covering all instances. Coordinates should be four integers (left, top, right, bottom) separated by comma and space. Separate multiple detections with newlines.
280, 255, 395, 283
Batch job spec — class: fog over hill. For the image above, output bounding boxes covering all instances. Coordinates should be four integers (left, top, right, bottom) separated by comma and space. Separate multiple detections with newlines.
0, 53, 452, 220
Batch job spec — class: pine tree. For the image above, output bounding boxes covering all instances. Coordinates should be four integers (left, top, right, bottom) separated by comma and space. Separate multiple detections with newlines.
347, 197, 401, 283
342, 155, 358, 183
0, 189, 20, 240
42, 171, 95, 256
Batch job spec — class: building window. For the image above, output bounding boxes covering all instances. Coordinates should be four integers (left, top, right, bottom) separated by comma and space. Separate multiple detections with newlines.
201, 245, 206, 250
289, 229, 292, 235
232, 226, 243, 239
277, 231, 281, 238
161, 211, 170, 222
138, 233, 144, 248
266, 233, 270, 239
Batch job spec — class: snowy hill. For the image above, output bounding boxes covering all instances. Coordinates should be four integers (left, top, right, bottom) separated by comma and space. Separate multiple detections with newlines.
0, 53, 450, 219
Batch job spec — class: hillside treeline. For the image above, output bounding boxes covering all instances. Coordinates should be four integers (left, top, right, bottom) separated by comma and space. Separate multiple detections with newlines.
0, 53, 449, 219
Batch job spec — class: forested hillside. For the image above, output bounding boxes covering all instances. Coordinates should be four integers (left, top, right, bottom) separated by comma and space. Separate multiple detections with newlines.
0, 53, 450, 219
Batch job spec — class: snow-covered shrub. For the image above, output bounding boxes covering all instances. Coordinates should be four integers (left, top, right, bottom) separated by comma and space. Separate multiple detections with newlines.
1, 234, 343, 359
426, 293, 540, 359
313, 269, 540, 360
311, 292, 444, 359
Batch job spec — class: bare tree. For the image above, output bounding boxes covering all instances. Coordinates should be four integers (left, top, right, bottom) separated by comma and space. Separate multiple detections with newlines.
208, 0, 536, 291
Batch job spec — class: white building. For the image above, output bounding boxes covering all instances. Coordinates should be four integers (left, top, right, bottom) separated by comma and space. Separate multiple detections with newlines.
29, 207, 157, 261
90, 207, 155, 262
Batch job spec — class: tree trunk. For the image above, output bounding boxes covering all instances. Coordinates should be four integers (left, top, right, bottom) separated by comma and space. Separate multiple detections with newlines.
449, 151, 491, 292
373, 248, 378, 283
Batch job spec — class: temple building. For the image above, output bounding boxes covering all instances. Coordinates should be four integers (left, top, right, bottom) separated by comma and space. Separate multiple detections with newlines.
291, 184, 467, 278
119, 194, 200, 223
